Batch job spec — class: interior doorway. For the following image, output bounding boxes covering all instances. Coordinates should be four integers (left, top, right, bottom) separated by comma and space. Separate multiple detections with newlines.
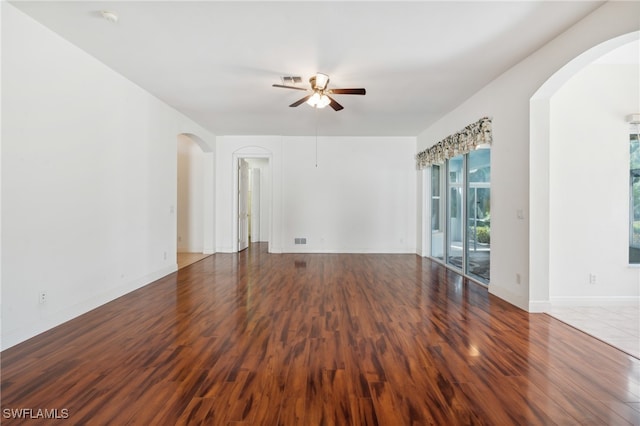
233, 154, 271, 252
177, 133, 214, 260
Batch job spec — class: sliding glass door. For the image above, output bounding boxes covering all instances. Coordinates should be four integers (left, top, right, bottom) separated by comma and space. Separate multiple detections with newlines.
431, 165, 444, 261
630, 130, 640, 263
431, 148, 491, 284
466, 149, 491, 282
447, 156, 464, 269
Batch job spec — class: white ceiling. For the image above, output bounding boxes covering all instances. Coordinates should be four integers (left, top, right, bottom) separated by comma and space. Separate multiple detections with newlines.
10, 1, 604, 136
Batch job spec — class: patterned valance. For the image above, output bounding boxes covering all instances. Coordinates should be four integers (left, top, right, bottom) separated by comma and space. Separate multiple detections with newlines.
416, 117, 492, 169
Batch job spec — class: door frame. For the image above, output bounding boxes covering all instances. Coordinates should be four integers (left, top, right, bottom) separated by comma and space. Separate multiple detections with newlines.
231, 150, 272, 252
429, 152, 491, 285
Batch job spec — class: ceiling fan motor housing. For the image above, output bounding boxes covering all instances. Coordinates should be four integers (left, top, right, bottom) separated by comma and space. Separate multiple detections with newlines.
310, 73, 330, 91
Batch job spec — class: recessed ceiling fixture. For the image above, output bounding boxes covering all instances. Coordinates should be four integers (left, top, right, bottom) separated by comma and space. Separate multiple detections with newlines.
272, 73, 366, 111
100, 10, 119, 23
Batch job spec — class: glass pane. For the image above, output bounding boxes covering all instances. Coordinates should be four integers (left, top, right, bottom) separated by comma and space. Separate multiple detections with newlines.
630, 132, 640, 169
431, 165, 440, 232
431, 165, 444, 260
447, 156, 464, 270
431, 166, 440, 196
468, 148, 491, 183
630, 133, 640, 263
466, 149, 490, 282
431, 200, 440, 231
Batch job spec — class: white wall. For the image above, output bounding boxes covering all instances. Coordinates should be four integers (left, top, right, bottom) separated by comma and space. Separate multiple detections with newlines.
416, 1, 640, 310
216, 135, 416, 254
1, 4, 215, 349
177, 136, 204, 252
282, 136, 416, 253
549, 63, 639, 303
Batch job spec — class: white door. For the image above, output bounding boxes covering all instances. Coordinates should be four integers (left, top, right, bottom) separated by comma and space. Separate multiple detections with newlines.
251, 168, 261, 242
238, 159, 250, 251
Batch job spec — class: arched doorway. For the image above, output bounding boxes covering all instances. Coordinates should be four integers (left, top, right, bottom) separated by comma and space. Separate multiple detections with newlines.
530, 32, 639, 356
177, 133, 215, 268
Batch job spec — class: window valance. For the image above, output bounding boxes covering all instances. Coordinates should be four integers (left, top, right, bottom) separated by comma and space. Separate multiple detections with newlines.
416, 117, 492, 169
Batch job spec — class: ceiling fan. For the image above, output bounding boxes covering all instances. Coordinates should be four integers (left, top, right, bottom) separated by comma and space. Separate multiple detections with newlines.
272, 73, 366, 111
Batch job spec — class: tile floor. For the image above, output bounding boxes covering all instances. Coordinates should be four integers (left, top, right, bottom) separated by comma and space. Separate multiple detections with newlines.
548, 305, 640, 359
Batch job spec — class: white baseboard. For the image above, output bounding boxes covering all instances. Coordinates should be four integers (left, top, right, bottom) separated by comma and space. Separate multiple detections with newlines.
529, 300, 552, 313
549, 296, 640, 307
214, 246, 415, 255
489, 284, 529, 312
279, 247, 415, 254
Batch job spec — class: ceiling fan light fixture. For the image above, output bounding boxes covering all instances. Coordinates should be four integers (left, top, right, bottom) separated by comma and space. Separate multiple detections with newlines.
307, 92, 330, 108
317, 94, 331, 108
312, 73, 330, 90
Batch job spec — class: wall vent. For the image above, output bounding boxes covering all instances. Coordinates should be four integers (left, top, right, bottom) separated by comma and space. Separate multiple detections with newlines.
294, 237, 307, 245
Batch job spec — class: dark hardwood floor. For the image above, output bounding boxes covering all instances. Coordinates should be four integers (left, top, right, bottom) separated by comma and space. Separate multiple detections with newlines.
2, 243, 639, 425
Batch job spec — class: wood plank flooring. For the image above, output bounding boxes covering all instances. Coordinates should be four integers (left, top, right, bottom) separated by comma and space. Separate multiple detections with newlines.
177, 252, 212, 270
2, 243, 639, 425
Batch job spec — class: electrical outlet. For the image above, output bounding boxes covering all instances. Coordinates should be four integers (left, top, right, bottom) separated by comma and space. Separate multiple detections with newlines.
516, 273, 521, 284
39, 292, 47, 304
588, 273, 597, 285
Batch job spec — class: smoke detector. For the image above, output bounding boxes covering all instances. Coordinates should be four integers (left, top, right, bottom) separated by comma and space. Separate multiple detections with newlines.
100, 10, 119, 23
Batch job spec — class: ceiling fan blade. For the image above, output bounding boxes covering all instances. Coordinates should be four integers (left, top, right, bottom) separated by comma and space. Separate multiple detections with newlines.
326, 95, 344, 111
329, 88, 366, 95
289, 95, 312, 107
273, 84, 309, 91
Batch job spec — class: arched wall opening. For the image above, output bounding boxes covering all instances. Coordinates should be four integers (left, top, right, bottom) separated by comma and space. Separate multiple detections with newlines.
529, 31, 640, 311
177, 133, 215, 258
